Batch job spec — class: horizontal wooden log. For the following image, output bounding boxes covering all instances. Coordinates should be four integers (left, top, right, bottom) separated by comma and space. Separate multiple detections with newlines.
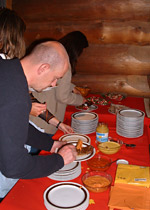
100, 21, 150, 46
72, 74, 150, 98
75, 44, 150, 75
24, 21, 100, 46
13, 0, 150, 22
24, 20, 150, 47
25, 39, 150, 76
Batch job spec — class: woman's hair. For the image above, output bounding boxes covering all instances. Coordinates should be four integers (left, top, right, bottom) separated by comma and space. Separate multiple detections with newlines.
59, 31, 88, 75
26, 37, 56, 55
0, 8, 26, 59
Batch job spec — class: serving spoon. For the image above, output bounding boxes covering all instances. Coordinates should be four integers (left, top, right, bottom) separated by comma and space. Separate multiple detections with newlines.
105, 159, 119, 167
109, 139, 136, 148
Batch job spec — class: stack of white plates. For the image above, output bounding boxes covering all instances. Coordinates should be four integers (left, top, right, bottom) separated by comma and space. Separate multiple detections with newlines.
116, 109, 145, 138
48, 162, 81, 181
71, 112, 98, 134
44, 182, 89, 210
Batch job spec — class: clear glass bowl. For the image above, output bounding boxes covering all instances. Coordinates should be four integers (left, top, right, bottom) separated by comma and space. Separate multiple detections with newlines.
86, 153, 112, 171
97, 138, 123, 154
82, 171, 112, 193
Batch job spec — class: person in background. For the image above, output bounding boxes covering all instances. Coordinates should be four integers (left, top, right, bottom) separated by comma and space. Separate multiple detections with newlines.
29, 31, 89, 136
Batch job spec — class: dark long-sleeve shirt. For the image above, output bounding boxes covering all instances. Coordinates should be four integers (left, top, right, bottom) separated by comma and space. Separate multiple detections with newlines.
0, 58, 64, 179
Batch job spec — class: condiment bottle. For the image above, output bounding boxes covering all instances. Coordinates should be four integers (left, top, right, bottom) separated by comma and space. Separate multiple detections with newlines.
96, 123, 109, 143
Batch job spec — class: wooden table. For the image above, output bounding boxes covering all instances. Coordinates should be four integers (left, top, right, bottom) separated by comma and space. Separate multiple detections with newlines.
0, 95, 150, 210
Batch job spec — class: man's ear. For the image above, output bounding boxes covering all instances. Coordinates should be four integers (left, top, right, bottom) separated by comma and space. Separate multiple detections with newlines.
37, 63, 50, 75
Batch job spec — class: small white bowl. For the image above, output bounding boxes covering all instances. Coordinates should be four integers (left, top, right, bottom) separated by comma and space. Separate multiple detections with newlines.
116, 159, 129, 165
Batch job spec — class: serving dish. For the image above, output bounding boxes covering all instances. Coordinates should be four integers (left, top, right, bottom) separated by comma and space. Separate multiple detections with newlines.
97, 139, 123, 154
82, 171, 112, 193
86, 154, 112, 171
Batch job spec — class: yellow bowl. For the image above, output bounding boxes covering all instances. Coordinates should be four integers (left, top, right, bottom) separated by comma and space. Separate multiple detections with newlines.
98, 141, 122, 155
86, 154, 112, 171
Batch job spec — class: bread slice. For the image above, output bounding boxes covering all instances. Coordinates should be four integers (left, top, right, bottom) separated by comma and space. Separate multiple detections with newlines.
76, 139, 93, 156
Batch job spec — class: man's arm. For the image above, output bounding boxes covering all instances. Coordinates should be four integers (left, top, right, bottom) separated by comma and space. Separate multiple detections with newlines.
26, 123, 54, 151
0, 102, 64, 179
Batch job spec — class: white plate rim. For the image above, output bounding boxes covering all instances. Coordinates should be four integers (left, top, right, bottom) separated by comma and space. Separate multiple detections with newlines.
75, 104, 98, 112
72, 111, 98, 121
43, 182, 89, 209
56, 162, 80, 173
59, 133, 91, 144
118, 109, 145, 118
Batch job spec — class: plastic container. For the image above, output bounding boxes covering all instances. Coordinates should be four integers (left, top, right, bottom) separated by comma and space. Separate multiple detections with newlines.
96, 123, 109, 143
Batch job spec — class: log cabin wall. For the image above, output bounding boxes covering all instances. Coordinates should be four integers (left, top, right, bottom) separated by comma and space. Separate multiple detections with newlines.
11, 0, 150, 98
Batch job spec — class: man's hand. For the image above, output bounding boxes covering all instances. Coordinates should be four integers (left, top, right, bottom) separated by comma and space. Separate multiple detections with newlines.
50, 140, 67, 153
58, 144, 77, 165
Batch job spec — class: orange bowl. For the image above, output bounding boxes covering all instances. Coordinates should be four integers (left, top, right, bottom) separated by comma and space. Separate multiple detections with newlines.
86, 153, 112, 171
82, 171, 112, 193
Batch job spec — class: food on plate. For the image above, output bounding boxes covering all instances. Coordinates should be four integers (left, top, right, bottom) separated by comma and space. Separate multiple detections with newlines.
75, 86, 91, 97
108, 104, 130, 114
76, 102, 97, 111
105, 93, 126, 101
76, 140, 93, 156
76, 139, 83, 151
76, 104, 90, 110
87, 96, 109, 105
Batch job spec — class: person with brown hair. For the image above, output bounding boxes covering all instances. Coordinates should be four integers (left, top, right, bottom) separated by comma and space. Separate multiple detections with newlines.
0, 7, 26, 59
0, 8, 27, 201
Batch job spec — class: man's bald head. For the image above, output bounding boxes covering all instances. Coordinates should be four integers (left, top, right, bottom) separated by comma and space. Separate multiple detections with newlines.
29, 41, 69, 71
21, 41, 70, 91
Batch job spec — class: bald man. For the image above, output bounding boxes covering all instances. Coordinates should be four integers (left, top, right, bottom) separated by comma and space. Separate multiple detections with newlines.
0, 41, 77, 200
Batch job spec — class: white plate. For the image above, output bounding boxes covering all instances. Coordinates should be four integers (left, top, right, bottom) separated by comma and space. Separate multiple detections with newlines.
48, 163, 81, 181
118, 109, 144, 118
72, 112, 98, 121
56, 162, 79, 173
59, 133, 91, 144
67, 141, 95, 162
44, 182, 89, 210
76, 104, 98, 112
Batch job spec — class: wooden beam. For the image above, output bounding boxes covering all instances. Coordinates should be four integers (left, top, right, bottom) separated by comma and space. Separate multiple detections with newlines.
72, 74, 150, 97
6, 0, 12, 9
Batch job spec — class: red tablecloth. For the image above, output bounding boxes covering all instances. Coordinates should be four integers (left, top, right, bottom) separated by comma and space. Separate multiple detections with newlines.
0, 96, 150, 210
